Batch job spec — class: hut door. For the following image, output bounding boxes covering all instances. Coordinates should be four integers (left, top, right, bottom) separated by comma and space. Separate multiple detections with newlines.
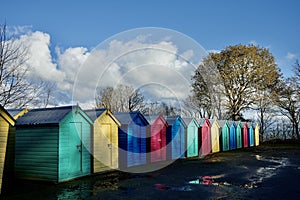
152, 124, 163, 162
158, 125, 163, 160
69, 122, 82, 174
190, 126, 197, 156
174, 125, 181, 159
101, 124, 113, 167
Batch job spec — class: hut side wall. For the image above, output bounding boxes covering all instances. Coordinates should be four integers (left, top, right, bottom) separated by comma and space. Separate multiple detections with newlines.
2, 125, 15, 192
0, 117, 10, 191
15, 126, 59, 182
118, 124, 128, 169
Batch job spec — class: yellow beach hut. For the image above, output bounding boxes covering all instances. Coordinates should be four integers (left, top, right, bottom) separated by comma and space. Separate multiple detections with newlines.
85, 109, 121, 173
7, 108, 28, 120
255, 123, 260, 146
0, 105, 15, 194
2, 108, 28, 192
209, 119, 220, 153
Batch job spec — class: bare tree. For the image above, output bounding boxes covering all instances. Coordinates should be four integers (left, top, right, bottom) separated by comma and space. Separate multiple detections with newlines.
190, 56, 227, 119
95, 84, 145, 112
253, 89, 278, 142
274, 77, 300, 140
128, 87, 144, 112
96, 86, 113, 109
30, 80, 57, 108
0, 22, 42, 108
293, 60, 300, 82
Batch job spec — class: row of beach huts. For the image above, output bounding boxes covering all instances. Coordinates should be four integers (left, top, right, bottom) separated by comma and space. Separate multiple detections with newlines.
0, 105, 259, 193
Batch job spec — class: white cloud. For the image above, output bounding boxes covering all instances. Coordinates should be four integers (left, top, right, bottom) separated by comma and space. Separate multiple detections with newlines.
208, 49, 220, 54
7, 25, 33, 37
56, 47, 90, 91
71, 37, 205, 104
13, 29, 209, 106
249, 40, 258, 46
286, 52, 296, 60
18, 31, 65, 82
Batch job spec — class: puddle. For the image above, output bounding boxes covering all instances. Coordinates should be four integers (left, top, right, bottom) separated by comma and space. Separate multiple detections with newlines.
242, 155, 290, 188
155, 183, 192, 191
187, 155, 291, 190
188, 174, 231, 186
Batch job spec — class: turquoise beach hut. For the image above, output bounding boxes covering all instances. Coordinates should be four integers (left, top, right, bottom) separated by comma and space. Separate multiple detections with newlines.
183, 117, 199, 157
15, 106, 92, 182
219, 120, 230, 151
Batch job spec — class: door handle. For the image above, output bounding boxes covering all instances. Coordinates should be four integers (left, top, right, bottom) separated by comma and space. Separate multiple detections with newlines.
76, 144, 82, 152
107, 143, 112, 148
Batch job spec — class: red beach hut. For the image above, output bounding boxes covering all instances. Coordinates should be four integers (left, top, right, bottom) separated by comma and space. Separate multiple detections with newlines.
242, 122, 249, 148
144, 114, 168, 163
198, 119, 211, 156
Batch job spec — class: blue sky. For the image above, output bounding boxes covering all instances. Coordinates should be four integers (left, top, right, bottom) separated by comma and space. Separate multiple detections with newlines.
2, 0, 300, 74
1, 0, 300, 108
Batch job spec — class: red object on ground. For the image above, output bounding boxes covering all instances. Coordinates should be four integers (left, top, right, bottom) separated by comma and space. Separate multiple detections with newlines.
202, 176, 213, 185
155, 184, 169, 190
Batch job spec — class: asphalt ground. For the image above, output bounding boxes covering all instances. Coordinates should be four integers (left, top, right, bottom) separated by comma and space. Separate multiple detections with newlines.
1, 144, 300, 200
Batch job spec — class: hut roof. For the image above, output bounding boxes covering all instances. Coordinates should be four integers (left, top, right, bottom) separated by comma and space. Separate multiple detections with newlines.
84, 108, 107, 121
182, 117, 199, 127
85, 108, 121, 126
6, 108, 28, 120
16, 106, 76, 125
143, 114, 160, 124
218, 120, 229, 127
165, 116, 186, 127
7, 109, 24, 117
114, 111, 149, 125
197, 118, 206, 126
0, 104, 15, 125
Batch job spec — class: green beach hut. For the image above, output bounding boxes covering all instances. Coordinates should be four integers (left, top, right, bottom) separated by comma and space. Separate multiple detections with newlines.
15, 105, 93, 182
183, 117, 199, 157
219, 120, 230, 151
